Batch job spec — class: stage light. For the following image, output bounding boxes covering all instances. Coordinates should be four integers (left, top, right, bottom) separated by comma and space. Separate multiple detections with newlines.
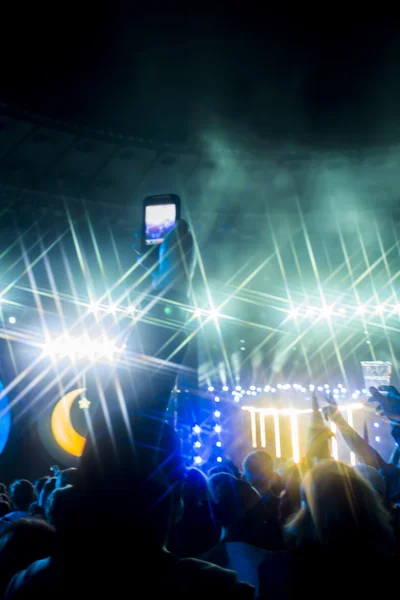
277, 384, 283, 390
208, 386, 214, 392
264, 385, 271, 392
362, 389, 367, 394
127, 305, 136, 314
342, 388, 347, 393
333, 388, 339, 395
395, 304, 400, 314
250, 385, 256, 391
222, 385, 229, 391
309, 384, 315, 391
256, 387, 262, 392
194, 456, 202, 465
289, 308, 300, 318
234, 396, 240, 403
240, 346, 246, 351
217, 456, 223, 463
216, 441, 222, 447
321, 306, 333, 318
235, 385, 242, 391
194, 441, 201, 449
193, 424, 201, 434
108, 304, 117, 315
317, 386, 323, 391
214, 410, 221, 418
193, 308, 202, 318
373, 422, 379, 428
8, 316, 16, 325
324, 384, 329, 389
89, 302, 98, 314
209, 309, 220, 321
338, 384, 342, 389
271, 388, 276, 393
251, 391, 256, 396
214, 396, 220, 403
356, 305, 366, 315
43, 336, 120, 361
375, 304, 385, 314
214, 424, 221, 433
339, 307, 346, 315
375, 436, 380, 443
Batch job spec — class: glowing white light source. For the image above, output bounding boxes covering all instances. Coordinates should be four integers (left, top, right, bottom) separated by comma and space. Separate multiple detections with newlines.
395, 304, 400, 314
321, 306, 333, 318
235, 385, 242, 391
194, 456, 202, 465
108, 304, 117, 315
216, 441, 222, 447
208, 386, 214, 392
43, 336, 120, 361
346, 408, 356, 466
250, 385, 256, 391
273, 411, 281, 458
250, 410, 257, 448
271, 387, 276, 393
217, 456, 223, 463
330, 422, 338, 460
373, 422, 379, 428
362, 389, 367, 394
234, 396, 240, 403
89, 302, 98, 314
214, 410, 221, 418
264, 386, 271, 392
277, 384, 283, 390
193, 425, 201, 434
339, 307, 346, 315
251, 391, 257, 396
256, 387, 262, 393
309, 384, 315, 391
222, 385, 229, 391
194, 441, 201, 448
290, 411, 300, 464
214, 396, 220, 403
317, 386, 323, 391
214, 424, 221, 433
209, 309, 220, 320
375, 436, 381, 443
338, 384, 342, 389
8, 316, 16, 324
193, 308, 203, 318
324, 384, 329, 389
375, 304, 385, 314
333, 388, 339, 395
289, 308, 300, 318
259, 412, 266, 448
127, 305, 136, 314
356, 305, 366, 315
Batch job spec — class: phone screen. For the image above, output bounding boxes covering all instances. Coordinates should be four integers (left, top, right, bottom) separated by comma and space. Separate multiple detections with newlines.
145, 203, 177, 245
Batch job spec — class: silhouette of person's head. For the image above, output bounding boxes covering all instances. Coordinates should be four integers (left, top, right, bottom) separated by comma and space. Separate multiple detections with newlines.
39, 478, 56, 510
56, 468, 78, 489
34, 476, 49, 499
9, 480, 35, 512
0, 519, 56, 595
243, 450, 274, 495
208, 472, 236, 503
0, 500, 10, 517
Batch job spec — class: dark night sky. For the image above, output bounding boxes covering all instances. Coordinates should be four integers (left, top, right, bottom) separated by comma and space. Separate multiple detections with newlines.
1, 9, 400, 147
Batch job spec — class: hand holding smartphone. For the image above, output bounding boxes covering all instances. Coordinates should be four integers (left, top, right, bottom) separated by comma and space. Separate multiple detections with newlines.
143, 194, 181, 248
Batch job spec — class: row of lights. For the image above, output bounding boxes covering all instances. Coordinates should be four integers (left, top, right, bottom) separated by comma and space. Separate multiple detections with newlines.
42, 335, 122, 361
288, 303, 400, 320
207, 383, 367, 400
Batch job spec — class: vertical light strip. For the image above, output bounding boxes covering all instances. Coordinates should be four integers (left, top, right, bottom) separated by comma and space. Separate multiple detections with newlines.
259, 411, 266, 447
330, 422, 338, 460
346, 408, 356, 466
290, 411, 300, 463
250, 409, 257, 448
274, 410, 281, 458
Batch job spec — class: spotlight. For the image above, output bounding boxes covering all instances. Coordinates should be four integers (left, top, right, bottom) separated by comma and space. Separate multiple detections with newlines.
375, 436, 380, 443
339, 307, 346, 315
356, 305, 366, 315
209, 309, 220, 321
216, 456, 223, 463
214, 396, 220, 403
214, 410, 221, 418
317, 386, 323, 391
375, 304, 385, 315
43, 335, 120, 361
89, 302, 98, 314
193, 425, 201, 434
194, 456, 202, 465
216, 441, 222, 447
395, 304, 400, 314
8, 316, 16, 325
250, 385, 256, 391
222, 385, 229, 391
321, 306, 333, 319
208, 386, 214, 392
309, 384, 315, 391
193, 308, 203, 318
108, 304, 117, 315
234, 396, 240, 403
194, 441, 201, 448
127, 305, 136, 315
235, 385, 242, 391
240, 347, 246, 352
289, 308, 300, 318
373, 422, 379, 428
214, 424, 221, 433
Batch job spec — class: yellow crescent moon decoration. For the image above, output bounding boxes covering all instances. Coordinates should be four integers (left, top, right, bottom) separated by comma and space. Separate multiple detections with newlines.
51, 388, 87, 457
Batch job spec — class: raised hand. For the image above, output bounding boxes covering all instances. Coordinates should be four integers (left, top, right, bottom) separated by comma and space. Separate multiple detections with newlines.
369, 386, 400, 424
152, 219, 194, 291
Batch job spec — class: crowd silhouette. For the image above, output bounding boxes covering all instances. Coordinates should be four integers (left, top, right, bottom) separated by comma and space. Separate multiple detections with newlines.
0, 221, 399, 599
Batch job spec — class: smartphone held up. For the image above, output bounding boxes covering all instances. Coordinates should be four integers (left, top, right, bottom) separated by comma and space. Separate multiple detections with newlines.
142, 194, 181, 248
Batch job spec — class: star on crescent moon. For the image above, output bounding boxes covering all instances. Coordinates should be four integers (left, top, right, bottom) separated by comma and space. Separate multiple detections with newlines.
78, 398, 91, 410
51, 388, 87, 457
